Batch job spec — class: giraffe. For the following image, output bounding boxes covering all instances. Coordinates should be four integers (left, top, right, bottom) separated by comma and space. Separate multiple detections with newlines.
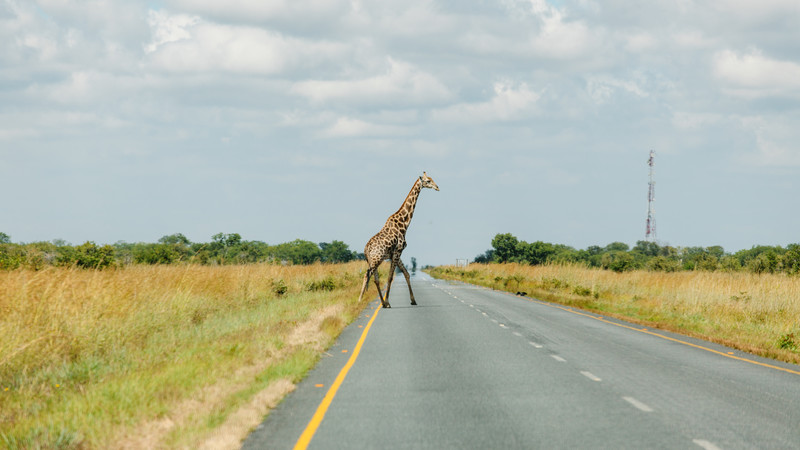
357, 172, 439, 308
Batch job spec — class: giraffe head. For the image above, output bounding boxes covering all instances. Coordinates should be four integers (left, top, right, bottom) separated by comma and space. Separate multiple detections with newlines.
420, 171, 440, 191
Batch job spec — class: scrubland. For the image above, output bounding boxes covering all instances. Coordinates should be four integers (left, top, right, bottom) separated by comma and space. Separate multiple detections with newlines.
0, 262, 377, 449
428, 263, 800, 365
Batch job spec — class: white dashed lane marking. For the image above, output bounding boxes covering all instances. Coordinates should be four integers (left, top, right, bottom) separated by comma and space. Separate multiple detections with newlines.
580, 371, 602, 382
622, 396, 654, 412
551, 355, 566, 362
692, 439, 722, 450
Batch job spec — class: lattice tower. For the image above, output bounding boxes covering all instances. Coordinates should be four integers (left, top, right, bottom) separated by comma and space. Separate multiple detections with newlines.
646, 150, 657, 242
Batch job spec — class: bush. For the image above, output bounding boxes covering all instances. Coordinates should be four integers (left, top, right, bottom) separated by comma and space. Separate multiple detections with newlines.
0, 244, 24, 270
272, 279, 288, 296
307, 276, 337, 292
57, 242, 116, 269
647, 256, 680, 272
133, 243, 181, 265
601, 251, 636, 273
748, 252, 779, 274
778, 333, 797, 351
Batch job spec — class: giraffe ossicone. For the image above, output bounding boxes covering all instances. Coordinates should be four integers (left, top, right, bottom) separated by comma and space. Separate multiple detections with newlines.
358, 172, 439, 308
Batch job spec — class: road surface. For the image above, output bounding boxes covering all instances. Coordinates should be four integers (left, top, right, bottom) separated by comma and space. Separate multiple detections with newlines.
243, 272, 800, 449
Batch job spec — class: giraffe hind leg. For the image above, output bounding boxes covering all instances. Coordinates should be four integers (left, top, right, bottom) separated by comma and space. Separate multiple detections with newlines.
394, 258, 416, 305
372, 267, 389, 308
383, 260, 397, 308
357, 267, 373, 304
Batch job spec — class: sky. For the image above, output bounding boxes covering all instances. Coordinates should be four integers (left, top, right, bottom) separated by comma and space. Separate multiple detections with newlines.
1, 0, 799, 266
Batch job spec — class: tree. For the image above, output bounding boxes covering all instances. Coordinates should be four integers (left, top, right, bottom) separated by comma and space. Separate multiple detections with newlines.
633, 240, 661, 257
209, 232, 243, 262
520, 241, 555, 265
604, 242, 630, 252
319, 240, 355, 263
748, 251, 779, 274
58, 241, 116, 269
159, 233, 191, 246
706, 245, 725, 259
601, 251, 636, 272
491, 233, 520, 263
233, 240, 269, 263
273, 239, 321, 265
473, 249, 495, 264
647, 256, 680, 272
0, 232, 10, 244
133, 243, 181, 264
783, 244, 800, 275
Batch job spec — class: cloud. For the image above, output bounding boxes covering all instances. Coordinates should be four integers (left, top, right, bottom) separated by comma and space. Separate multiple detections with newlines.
145, 9, 347, 75
498, 0, 598, 60
710, 0, 800, 23
713, 48, 800, 98
623, 31, 658, 53
291, 57, 452, 108
672, 30, 715, 49
145, 9, 199, 54
585, 74, 649, 104
431, 80, 540, 124
671, 111, 724, 130
165, 0, 351, 28
739, 115, 800, 167
321, 116, 412, 138
528, 1, 594, 59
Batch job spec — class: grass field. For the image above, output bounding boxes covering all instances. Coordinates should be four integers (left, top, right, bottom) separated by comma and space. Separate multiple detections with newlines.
0, 262, 380, 449
427, 263, 800, 365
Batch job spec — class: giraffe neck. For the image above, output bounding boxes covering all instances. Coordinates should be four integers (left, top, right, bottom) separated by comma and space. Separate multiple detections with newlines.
388, 178, 422, 235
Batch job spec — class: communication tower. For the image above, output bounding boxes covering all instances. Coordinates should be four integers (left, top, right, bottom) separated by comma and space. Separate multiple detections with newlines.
645, 150, 657, 242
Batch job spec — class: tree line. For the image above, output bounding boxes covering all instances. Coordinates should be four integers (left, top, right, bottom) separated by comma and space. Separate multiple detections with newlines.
474, 233, 800, 275
0, 232, 363, 270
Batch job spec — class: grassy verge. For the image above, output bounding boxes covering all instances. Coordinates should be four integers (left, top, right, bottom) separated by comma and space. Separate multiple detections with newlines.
427, 263, 800, 365
0, 262, 380, 449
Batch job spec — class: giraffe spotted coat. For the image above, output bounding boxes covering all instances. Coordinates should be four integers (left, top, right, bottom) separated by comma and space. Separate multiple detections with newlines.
358, 172, 439, 308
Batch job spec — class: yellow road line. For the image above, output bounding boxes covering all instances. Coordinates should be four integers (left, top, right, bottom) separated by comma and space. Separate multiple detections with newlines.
294, 302, 382, 450
529, 298, 800, 377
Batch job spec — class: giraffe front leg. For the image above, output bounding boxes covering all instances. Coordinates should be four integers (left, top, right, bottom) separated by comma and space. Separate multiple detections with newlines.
373, 268, 389, 308
394, 259, 416, 305
383, 261, 397, 308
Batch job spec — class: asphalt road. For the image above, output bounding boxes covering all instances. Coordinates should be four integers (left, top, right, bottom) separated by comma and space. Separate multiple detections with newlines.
243, 273, 800, 449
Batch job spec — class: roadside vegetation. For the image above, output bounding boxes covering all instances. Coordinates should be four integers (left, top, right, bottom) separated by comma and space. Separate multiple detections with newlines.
428, 263, 800, 366
0, 262, 383, 449
0, 232, 361, 270
478, 233, 800, 275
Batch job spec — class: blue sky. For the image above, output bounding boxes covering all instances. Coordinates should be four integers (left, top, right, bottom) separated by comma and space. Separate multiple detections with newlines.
1, 0, 799, 266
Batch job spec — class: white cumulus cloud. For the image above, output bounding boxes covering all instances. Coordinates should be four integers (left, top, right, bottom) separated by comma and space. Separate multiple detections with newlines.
739, 116, 800, 167
432, 81, 540, 124
145, 9, 348, 75
322, 116, 411, 138
713, 48, 800, 98
291, 57, 452, 108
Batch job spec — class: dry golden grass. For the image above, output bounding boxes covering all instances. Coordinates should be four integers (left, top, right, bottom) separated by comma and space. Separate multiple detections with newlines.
429, 263, 800, 365
0, 262, 380, 449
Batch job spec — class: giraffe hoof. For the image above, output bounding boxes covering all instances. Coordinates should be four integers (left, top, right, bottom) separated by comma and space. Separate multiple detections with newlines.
410, 300, 417, 306
383, 303, 391, 308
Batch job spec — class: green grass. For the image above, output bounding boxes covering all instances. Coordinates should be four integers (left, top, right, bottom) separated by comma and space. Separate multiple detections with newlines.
0, 263, 381, 449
